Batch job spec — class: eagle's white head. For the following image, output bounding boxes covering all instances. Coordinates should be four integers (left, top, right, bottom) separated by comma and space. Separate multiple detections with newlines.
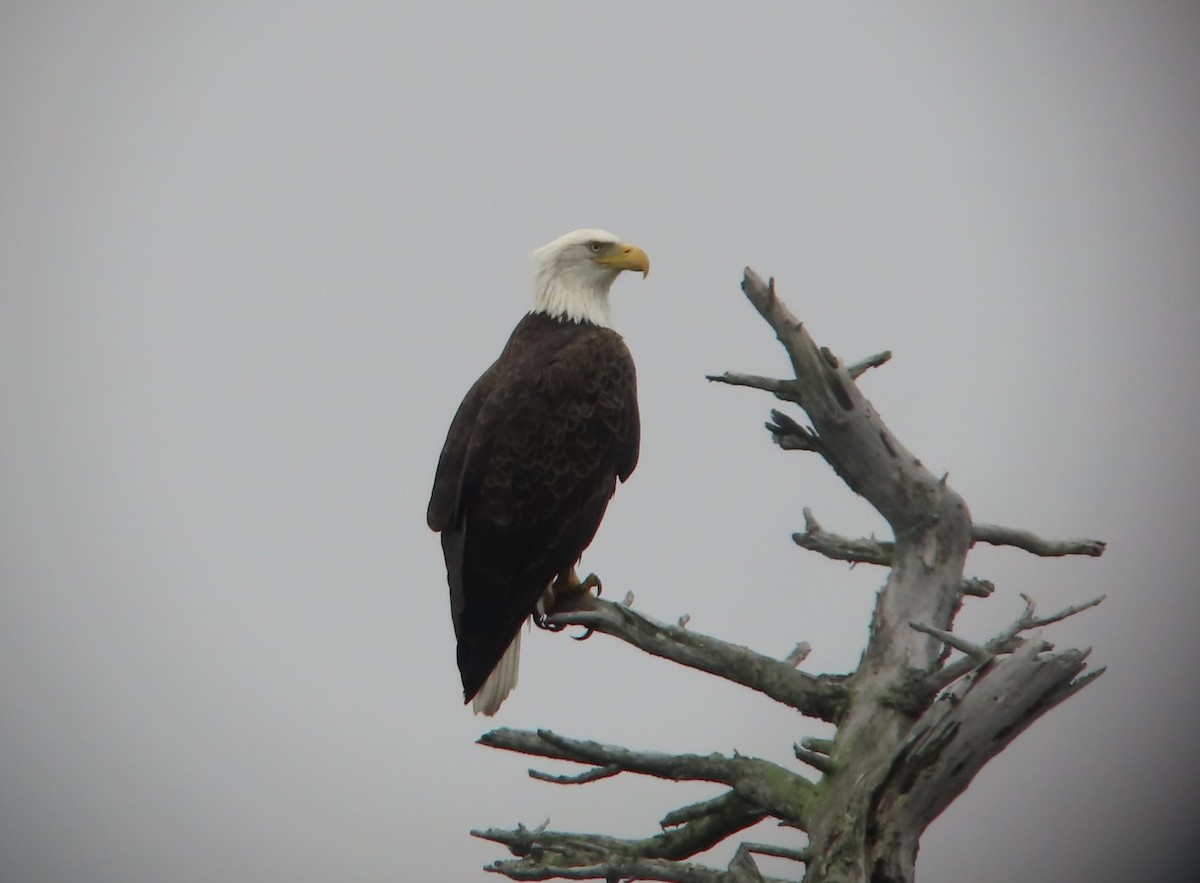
531, 228, 650, 328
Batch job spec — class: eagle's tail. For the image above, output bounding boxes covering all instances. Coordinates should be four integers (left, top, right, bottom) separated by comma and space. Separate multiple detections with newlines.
472, 627, 522, 716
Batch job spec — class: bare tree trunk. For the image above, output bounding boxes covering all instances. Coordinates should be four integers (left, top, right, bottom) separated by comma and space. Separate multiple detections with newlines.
472, 269, 1105, 883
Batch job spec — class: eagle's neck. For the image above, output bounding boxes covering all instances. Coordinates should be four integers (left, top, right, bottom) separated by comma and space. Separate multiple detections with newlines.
532, 265, 615, 329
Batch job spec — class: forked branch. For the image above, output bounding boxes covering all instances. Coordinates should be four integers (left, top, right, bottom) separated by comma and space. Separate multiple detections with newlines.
474, 790, 769, 879
929, 592, 1107, 691
792, 508, 992, 597
478, 728, 815, 828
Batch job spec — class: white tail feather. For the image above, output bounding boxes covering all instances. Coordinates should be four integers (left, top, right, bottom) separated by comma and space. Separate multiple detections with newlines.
472, 628, 522, 716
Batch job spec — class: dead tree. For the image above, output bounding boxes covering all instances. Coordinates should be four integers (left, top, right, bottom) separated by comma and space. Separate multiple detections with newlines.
473, 269, 1106, 883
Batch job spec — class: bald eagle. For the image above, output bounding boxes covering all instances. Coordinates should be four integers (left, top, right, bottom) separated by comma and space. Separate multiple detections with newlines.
427, 229, 649, 715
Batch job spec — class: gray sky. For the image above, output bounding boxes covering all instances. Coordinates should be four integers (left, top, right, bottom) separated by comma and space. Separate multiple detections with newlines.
2, 3, 1197, 881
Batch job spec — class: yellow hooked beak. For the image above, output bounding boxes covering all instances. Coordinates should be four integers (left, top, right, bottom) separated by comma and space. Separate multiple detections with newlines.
593, 242, 650, 278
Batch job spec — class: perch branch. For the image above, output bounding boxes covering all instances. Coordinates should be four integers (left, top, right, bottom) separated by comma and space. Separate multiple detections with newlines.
972, 523, 1106, 557
543, 594, 846, 723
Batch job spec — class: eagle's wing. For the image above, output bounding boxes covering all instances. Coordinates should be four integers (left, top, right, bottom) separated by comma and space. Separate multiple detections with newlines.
426, 355, 502, 534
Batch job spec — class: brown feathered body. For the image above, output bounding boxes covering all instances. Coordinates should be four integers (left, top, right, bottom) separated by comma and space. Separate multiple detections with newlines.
427, 311, 640, 709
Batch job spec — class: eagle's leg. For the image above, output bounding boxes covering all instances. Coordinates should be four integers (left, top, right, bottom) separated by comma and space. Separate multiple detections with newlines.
535, 568, 602, 637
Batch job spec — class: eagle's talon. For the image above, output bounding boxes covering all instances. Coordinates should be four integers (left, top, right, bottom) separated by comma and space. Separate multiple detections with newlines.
549, 568, 604, 600
570, 627, 594, 641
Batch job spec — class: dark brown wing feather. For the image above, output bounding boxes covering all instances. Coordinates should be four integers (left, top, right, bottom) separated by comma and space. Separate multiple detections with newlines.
428, 312, 639, 703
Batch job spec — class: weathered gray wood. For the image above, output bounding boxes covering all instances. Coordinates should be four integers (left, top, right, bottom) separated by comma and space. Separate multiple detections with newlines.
542, 593, 847, 722
479, 728, 816, 828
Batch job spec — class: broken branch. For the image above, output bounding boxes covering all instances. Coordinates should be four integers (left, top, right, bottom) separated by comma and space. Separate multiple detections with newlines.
705, 372, 801, 403
846, 350, 892, 379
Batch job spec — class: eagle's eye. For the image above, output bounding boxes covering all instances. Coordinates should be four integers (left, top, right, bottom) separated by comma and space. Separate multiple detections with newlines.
587, 241, 604, 253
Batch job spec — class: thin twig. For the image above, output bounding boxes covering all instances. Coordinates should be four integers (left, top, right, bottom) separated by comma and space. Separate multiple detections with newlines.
705, 372, 801, 403
528, 764, 622, 785
929, 593, 1106, 691
1020, 593, 1107, 628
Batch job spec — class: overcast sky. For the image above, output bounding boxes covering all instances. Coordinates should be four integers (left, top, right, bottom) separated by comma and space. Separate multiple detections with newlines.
2, 3, 1197, 882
